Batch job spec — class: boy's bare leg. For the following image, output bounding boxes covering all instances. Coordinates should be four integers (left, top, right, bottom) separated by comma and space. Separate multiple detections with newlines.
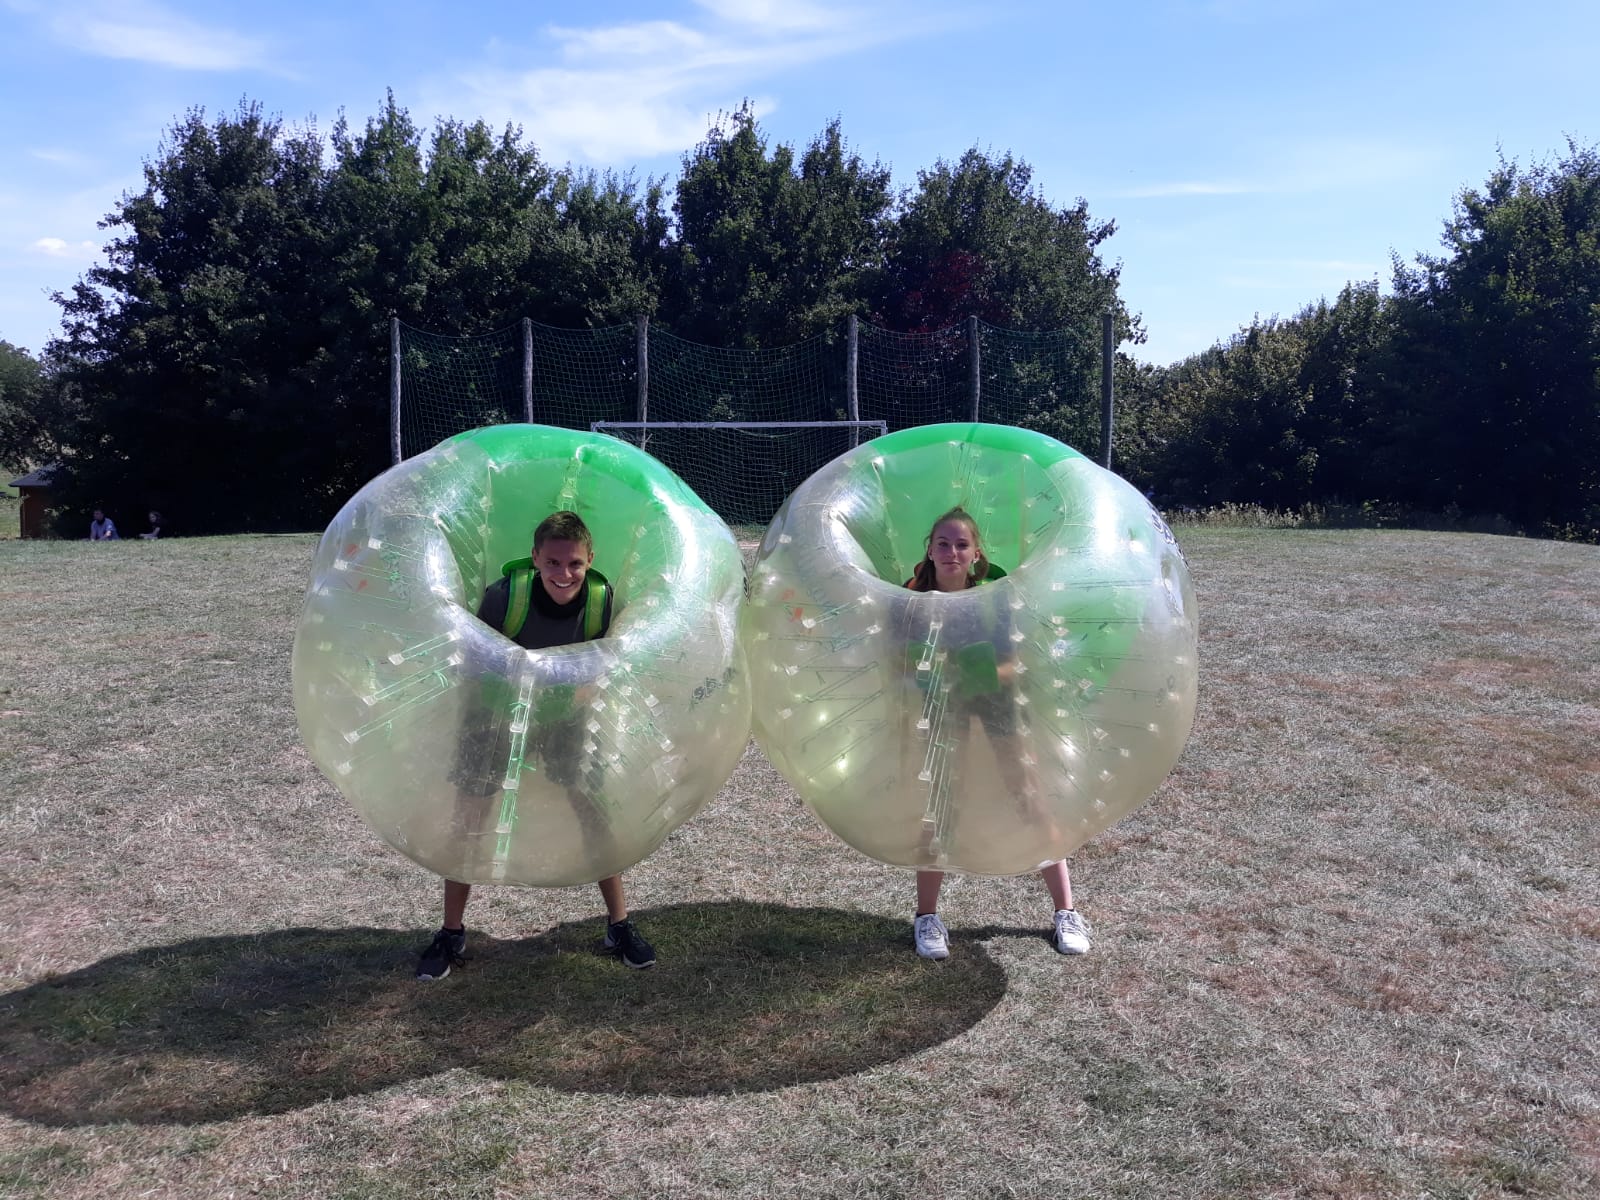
597, 874, 627, 923
916, 869, 944, 915
443, 879, 471, 928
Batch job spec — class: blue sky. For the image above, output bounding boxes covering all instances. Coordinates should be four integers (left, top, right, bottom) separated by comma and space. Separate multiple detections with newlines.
1, 0, 1595, 366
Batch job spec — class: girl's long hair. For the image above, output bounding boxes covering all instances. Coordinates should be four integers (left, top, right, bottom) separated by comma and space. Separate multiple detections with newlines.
906, 507, 988, 591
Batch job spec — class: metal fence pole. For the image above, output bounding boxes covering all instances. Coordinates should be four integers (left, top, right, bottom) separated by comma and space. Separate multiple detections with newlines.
1100, 312, 1115, 469
636, 316, 650, 424
636, 315, 650, 451
522, 318, 534, 423
847, 314, 860, 444
389, 316, 402, 465
969, 315, 981, 422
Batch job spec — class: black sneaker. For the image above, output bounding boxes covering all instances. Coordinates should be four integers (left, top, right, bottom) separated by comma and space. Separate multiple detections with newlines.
417, 926, 467, 980
603, 919, 656, 969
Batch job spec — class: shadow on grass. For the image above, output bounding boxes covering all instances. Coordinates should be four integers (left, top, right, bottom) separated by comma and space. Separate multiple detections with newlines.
0, 902, 1007, 1126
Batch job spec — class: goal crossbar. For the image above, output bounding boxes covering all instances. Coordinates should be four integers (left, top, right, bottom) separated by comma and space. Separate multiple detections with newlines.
591, 420, 887, 434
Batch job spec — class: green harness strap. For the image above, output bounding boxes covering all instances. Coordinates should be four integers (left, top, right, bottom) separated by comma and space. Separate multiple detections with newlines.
499, 558, 609, 641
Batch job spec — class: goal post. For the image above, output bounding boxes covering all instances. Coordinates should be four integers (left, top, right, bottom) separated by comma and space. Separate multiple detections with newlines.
592, 419, 888, 527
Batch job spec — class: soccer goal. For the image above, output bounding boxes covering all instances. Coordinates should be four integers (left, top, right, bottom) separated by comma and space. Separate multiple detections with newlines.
591, 420, 888, 528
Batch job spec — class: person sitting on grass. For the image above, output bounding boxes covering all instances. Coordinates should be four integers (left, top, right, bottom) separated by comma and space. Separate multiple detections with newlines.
89, 509, 118, 540
139, 511, 164, 539
417, 509, 657, 979
903, 506, 1092, 961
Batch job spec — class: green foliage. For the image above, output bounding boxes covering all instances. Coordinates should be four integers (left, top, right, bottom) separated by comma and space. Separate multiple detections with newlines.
45, 97, 673, 533
1383, 140, 1600, 533
670, 105, 892, 347
38, 88, 1598, 539
1131, 285, 1387, 509
50, 102, 340, 531
883, 148, 1129, 342
0, 339, 46, 468
1132, 143, 1600, 539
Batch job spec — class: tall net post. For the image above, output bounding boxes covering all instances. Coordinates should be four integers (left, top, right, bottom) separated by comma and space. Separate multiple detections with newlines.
522, 319, 535, 423
636, 315, 650, 416
1101, 312, 1115, 469
969, 315, 981, 422
847, 315, 861, 445
390, 317, 402, 465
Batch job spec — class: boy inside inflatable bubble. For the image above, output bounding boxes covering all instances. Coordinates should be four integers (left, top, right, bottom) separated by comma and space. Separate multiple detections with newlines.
417, 509, 656, 979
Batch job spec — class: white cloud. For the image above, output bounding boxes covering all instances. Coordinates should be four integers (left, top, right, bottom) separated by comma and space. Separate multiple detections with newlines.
431, 1, 942, 164
28, 148, 91, 168
31, 1, 272, 71
692, 0, 848, 34
549, 20, 710, 62
1118, 139, 1436, 203
1117, 181, 1254, 199
31, 237, 99, 259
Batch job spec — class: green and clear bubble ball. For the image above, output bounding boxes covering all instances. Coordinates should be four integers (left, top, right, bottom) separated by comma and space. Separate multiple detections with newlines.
741, 423, 1198, 876
292, 425, 751, 887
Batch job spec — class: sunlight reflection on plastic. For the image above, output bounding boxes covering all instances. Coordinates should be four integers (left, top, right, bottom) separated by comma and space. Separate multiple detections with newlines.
292, 425, 750, 887
741, 423, 1198, 876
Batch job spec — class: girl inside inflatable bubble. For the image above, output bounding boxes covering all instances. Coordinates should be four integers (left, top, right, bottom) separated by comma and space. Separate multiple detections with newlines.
903, 507, 1091, 960
743, 423, 1197, 965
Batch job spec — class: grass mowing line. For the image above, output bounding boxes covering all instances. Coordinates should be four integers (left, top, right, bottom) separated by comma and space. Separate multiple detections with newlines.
0, 529, 1597, 1199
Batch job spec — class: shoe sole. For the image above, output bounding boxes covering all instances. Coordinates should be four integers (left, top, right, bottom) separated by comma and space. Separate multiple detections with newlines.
416, 964, 452, 980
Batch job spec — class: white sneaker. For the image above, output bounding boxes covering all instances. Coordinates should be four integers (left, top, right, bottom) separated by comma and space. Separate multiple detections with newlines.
913, 913, 950, 960
1052, 909, 1092, 955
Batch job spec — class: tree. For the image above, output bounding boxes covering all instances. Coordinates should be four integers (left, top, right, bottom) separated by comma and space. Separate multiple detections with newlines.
1128, 283, 1391, 509
0, 339, 47, 468
880, 149, 1131, 338
1284, 281, 1391, 503
1383, 142, 1600, 533
669, 107, 893, 347
878, 149, 1135, 447
50, 101, 336, 531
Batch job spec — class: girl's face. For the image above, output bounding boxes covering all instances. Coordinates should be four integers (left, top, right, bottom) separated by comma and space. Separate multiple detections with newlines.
929, 519, 980, 591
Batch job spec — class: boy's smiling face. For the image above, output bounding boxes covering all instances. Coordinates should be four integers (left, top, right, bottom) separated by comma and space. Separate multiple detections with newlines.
535, 536, 593, 604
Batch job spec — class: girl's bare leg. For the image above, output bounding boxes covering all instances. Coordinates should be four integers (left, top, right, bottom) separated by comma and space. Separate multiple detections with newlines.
1040, 859, 1073, 911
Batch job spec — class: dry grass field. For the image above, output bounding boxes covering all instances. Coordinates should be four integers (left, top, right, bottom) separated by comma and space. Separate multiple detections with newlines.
1, 528, 1596, 1199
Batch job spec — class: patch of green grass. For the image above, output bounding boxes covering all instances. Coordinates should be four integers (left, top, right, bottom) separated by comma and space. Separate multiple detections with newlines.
1165, 500, 1527, 536
0, 906, 1007, 1123
0, 1142, 88, 1195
